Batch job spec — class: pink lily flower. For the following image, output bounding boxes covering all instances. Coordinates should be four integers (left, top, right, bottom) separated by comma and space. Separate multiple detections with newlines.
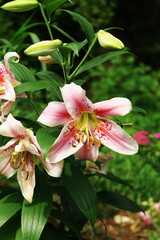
0, 114, 64, 203
133, 131, 150, 146
38, 83, 138, 164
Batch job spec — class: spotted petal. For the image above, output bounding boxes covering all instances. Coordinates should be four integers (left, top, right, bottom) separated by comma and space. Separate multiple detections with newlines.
38, 101, 72, 127
75, 140, 99, 161
61, 83, 93, 117
91, 117, 138, 155
47, 121, 85, 163
1, 78, 16, 101
93, 97, 132, 117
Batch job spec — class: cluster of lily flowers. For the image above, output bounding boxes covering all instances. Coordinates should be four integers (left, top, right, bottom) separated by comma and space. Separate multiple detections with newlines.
0, 52, 139, 203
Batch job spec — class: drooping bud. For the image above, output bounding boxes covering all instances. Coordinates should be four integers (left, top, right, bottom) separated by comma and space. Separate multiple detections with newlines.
38, 55, 55, 64
24, 40, 63, 57
97, 30, 124, 50
1, 0, 39, 12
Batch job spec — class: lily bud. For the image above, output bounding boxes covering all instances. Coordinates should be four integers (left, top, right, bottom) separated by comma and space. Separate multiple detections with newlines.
1, 0, 39, 12
97, 30, 124, 50
24, 40, 63, 57
38, 55, 55, 64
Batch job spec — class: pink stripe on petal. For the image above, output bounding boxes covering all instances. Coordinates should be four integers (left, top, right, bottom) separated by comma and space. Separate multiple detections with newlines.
61, 83, 93, 117
0, 114, 26, 138
93, 97, 132, 117
47, 121, 85, 163
0, 155, 16, 178
75, 140, 99, 161
1, 78, 15, 101
38, 101, 72, 127
92, 118, 138, 155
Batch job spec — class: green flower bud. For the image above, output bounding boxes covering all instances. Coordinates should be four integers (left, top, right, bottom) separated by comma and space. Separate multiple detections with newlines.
24, 40, 63, 57
1, 0, 39, 12
97, 30, 124, 50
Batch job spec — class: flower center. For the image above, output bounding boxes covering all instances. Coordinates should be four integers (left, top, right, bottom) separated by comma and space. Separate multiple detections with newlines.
0, 74, 6, 95
74, 112, 101, 150
10, 151, 29, 180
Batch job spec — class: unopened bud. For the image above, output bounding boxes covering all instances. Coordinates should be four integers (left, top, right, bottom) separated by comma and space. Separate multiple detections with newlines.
38, 55, 55, 64
97, 30, 124, 50
1, 0, 39, 12
24, 40, 63, 57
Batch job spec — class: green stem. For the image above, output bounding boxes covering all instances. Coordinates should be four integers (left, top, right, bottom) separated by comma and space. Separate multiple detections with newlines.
68, 35, 97, 81
27, 93, 40, 117
39, 3, 54, 40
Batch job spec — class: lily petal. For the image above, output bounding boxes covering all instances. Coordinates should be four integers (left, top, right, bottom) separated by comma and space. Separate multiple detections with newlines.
1, 78, 16, 101
0, 113, 26, 138
92, 118, 138, 155
75, 140, 99, 161
93, 97, 132, 117
61, 83, 93, 117
15, 140, 40, 156
41, 159, 64, 177
4, 52, 19, 82
38, 101, 72, 127
17, 155, 35, 203
0, 154, 16, 178
47, 121, 85, 163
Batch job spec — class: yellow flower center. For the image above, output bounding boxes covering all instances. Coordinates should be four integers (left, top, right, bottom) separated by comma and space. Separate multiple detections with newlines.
0, 75, 6, 95
10, 151, 29, 180
74, 112, 101, 150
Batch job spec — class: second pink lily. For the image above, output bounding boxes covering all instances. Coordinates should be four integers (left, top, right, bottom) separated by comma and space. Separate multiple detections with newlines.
38, 83, 138, 163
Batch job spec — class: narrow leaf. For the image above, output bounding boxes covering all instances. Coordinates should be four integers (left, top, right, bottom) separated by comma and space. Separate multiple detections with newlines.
62, 163, 97, 227
132, 106, 147, 115
63, 10, 95, 45
63, 41, 86, 56
97, 191, 144, 212
15, 80, 54, 95
47, 0, 69, 20
36, 128, 60, 159
36, 71, 64, 87
98, 172, 133, 189
10, 62, 36, 82
75, 50, 128, 76
0, 192, 23, 227
21, 181, 52, 240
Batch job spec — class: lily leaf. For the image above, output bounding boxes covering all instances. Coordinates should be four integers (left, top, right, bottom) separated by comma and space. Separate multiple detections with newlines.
97, 191, 144, 212
62, 163, 97, 227
63, 10, 95, 45
75, 50, 128, 76
21, 181, 52, 240
47, 0, 69, 20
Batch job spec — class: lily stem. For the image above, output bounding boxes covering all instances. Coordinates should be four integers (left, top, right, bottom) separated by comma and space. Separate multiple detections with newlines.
68, 35, 97, 82
39, 3, 54, 40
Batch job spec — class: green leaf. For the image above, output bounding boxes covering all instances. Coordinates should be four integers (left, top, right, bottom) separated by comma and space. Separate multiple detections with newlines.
63, 10, 95, 45
75, 50, 128, 76
16, 117, 42, 131
63, 41, 87, 56
62, 163, 97, 227
16, 228, 23, 240
97, 191, 144, 212
21, 181, 52, 240
47, 0, 69, 20
0, 192, 23, 227
74, 79, 86, 86
10, 62, 36, 82
132, 106, 147, 115
36, 71, 64, 87
52, 210, 82, 240
50, 50, 62, 66
0, 214, 20, 240
36, 128, 60, 159
98, 172, 133, 189
15, 80, 54, 95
